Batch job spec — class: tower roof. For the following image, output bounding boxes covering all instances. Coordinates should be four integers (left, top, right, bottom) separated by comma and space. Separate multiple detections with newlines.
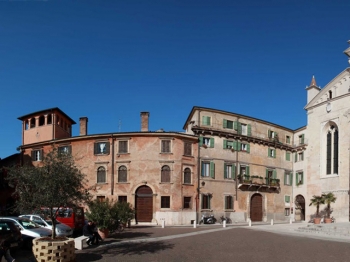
309, 75, 318, 87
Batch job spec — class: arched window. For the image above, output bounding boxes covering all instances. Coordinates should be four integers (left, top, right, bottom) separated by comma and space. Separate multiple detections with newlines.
326, 125, 339, 175
161, 165, 170, 183
39, 115, 45, 126
328, 90, 333, 99
30, 118, 35, 128
184, 168, 191, 184
118, 166, 127, 182
47, 114, 52, 124
97, 166, 106, 183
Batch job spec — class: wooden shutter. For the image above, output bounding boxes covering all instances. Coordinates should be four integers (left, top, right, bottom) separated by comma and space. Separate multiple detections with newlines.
237, 142, 241, 151
232, 164, 236, 179
246, 166, 250, 176
273, 149, 276, 158
199, 136, 203, 146
210, 162, 215, 179
273, 169, 277, 179
290, 172, 293, 185
301, 134, 305, 144
224, 163, 227, 179
295, 153, 298, 162
286, 152, 290, 161
246, 144, 250, 153
234, 121, 238, 131
210, 138, 214, 148
247, 124, 252, 136
233, 141, 238, 151
237, 122, 242, 134
223, 140, 227, 149
223, 119, 227, 128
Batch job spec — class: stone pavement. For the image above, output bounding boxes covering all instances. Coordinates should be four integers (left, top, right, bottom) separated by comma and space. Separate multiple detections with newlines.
11, 221, 350, 261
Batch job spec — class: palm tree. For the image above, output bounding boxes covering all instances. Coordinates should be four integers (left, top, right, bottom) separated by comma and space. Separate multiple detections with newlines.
322, 193, 336, 218
309, 195, 325, 218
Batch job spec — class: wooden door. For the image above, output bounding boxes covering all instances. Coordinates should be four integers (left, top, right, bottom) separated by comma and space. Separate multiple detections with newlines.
135, 186, 153, 222
250, 194, 263, 222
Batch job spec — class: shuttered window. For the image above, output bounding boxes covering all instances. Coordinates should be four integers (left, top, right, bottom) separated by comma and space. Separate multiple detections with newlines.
286, 152, 290, 161
161, 165, 171, 182
202, 116, 211, 126
161, 140, 171, 153
161, 196, 170, 208
183, 197, 191, 209
58, 145, 71, 155
184, 168, 191, 184
202, 162, 215, 178
285, 195, 290, 203
202, 195, 211, 209
199, 136, 214, 148
97, 166, 106, 183
118, 165, 127, 182
118, 141, 128, 153
284, 172, 292, 185
225, 195, 233, 210
296, 172, 304, 185
94, 142, 110, 155
31, 149, 43, 161
184, 142, 192, 156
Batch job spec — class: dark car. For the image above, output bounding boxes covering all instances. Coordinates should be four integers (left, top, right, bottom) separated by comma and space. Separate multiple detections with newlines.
0, 220, 22, 251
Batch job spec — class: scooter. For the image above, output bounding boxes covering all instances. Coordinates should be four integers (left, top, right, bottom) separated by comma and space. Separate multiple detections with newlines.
199, 214, 217, 224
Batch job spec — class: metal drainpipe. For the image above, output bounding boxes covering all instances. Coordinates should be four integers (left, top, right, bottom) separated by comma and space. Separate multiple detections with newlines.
111, 135, 115, 195
196, 110, 201, 223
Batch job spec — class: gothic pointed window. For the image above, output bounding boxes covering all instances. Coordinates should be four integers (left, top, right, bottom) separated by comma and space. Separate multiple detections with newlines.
326, 125, 339, 175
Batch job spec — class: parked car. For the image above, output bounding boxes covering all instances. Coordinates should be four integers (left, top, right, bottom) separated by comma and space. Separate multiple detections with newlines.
0, 220, 22, 251
0, 217, 51, 248
19, 214, 73, 237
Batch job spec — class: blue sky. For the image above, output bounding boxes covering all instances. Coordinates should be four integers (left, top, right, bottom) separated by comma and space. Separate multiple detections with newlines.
0, 0, 349, 159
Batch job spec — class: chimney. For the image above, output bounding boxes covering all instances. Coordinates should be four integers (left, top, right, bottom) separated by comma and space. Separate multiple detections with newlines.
140, 112, 149, 132
79, 117, 88, 136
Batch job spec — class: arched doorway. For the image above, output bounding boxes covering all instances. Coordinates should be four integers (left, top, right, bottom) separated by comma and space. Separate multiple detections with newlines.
250, 193, 263, 222
135, 185, 153, 223
295, 195, 305, 221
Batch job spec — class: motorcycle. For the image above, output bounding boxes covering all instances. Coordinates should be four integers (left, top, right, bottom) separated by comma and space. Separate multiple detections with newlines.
219, 216, 232, 224
199, 214, 217, 224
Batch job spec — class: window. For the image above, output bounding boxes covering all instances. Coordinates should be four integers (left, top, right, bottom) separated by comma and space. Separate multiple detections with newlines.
284, 172, 292, 186
296, 172, 303, 185
285, 195, 290, 203
326, 126, 338, 175
47, 114, 52, 124
97, 166, 106, 183
266, 169, 276, 184
241, 124, 247, 135
223, 119, 234, 129
58, 145, 71, 155
225, 195, 233, 210
94, 142, 110, 155
241, 143, 249, 152
31, 149, 43, 161
184, 142, 192, 156
285, 208, 290, 216
328, 90, 333, 99
200, 137, 214, 148
224, 164, 233, 179
118, 196, 127, 202
39, 115, 45, 126
299, 134, 305, 145
268, 148, 276, 158
30, 118, 35, 128
161, 196, 170, 208
97, 196, 105, 202
240, 165, 248, 176
161, 165, 171, 182
201, 194, 211, 209
118, 141, 128, 154
201, 161, 215, 178
286, 136, 290, 144
268, 130, 277, 139
183, 197, 191, 209
223, 140, 235, 149
118, 165, 127, 182
202, 116, 211, 126
184, 168, 191, 184
298, 152, 304, 161
161, 140, 171, 153
286, 152, 291, 161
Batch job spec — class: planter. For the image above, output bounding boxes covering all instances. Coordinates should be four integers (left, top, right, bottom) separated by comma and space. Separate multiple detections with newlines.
98, 228, 109, 239
324, 218, 332, 223
32, 237, 75, 262
313, 217, 321, 224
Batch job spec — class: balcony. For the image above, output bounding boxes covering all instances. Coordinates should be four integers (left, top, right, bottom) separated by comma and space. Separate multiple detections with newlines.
237, 175, 280, 192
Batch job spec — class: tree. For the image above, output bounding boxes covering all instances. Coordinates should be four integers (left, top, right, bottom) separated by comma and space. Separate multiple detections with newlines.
322, 192, 336, 218
309, 195, 325, 218
6, 148, 91, 239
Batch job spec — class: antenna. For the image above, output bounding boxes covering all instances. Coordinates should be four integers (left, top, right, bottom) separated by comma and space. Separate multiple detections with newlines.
118, 120, 122, 132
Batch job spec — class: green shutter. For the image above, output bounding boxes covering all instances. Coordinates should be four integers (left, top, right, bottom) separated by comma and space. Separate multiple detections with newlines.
224, 163, 227, 179
301, 134, 305, 144
208, 196, 211, 209
233, 141, 238, 151
295, 153, 297, 162
210, 138, 214, 148
284, 172, 287, 184
285, 195, 290, 203
237, 142, 241, 151
223, 119, 227, 128
295, 172, 298, 184
199, 136, 203, 146
274, 149, 276, 158
246, 144, 250, 153
247, 124, 251, 136
234, 121, 238, 131
232, 164, 236, 180
223, 140, 227, 149
268, 148, 270, 157
201, 162, 205, 177
246, 166, 250, 176
290, 172, 293, 185
237, 122, 242, 134
210, 162, 215, 179
224, 196, 227, 209
273, 169, 277, 179
301, 172, 304, 184
286, 152, 290, 161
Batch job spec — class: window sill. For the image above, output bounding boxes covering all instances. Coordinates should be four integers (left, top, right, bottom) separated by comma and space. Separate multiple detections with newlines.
321, 174, 339, 179
183, 155, 194, 158
201, 209, 213, 212
182, 183, 194, 186
160, 208, 171, 210
117, 182, 130, 184
117, 152, 129, 155
94, 154, 109, 156
159, 182, 174, 184
97, 182, 108, 185
224, 209, 235, 212
160, 152, 173, 155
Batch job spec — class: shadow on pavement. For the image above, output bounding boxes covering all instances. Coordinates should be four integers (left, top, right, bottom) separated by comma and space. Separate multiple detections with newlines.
76, 241, 174, 261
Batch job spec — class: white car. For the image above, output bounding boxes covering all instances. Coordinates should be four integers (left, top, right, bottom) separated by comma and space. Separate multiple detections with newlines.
0, 217, 51, 248
19, 215, 73, 237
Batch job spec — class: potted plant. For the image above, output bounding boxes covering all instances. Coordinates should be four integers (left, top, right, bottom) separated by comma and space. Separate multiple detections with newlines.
114, 201, 135, 228
85, 198, 116, 239
322, 192, 336, 223
309, 195, 325, 224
